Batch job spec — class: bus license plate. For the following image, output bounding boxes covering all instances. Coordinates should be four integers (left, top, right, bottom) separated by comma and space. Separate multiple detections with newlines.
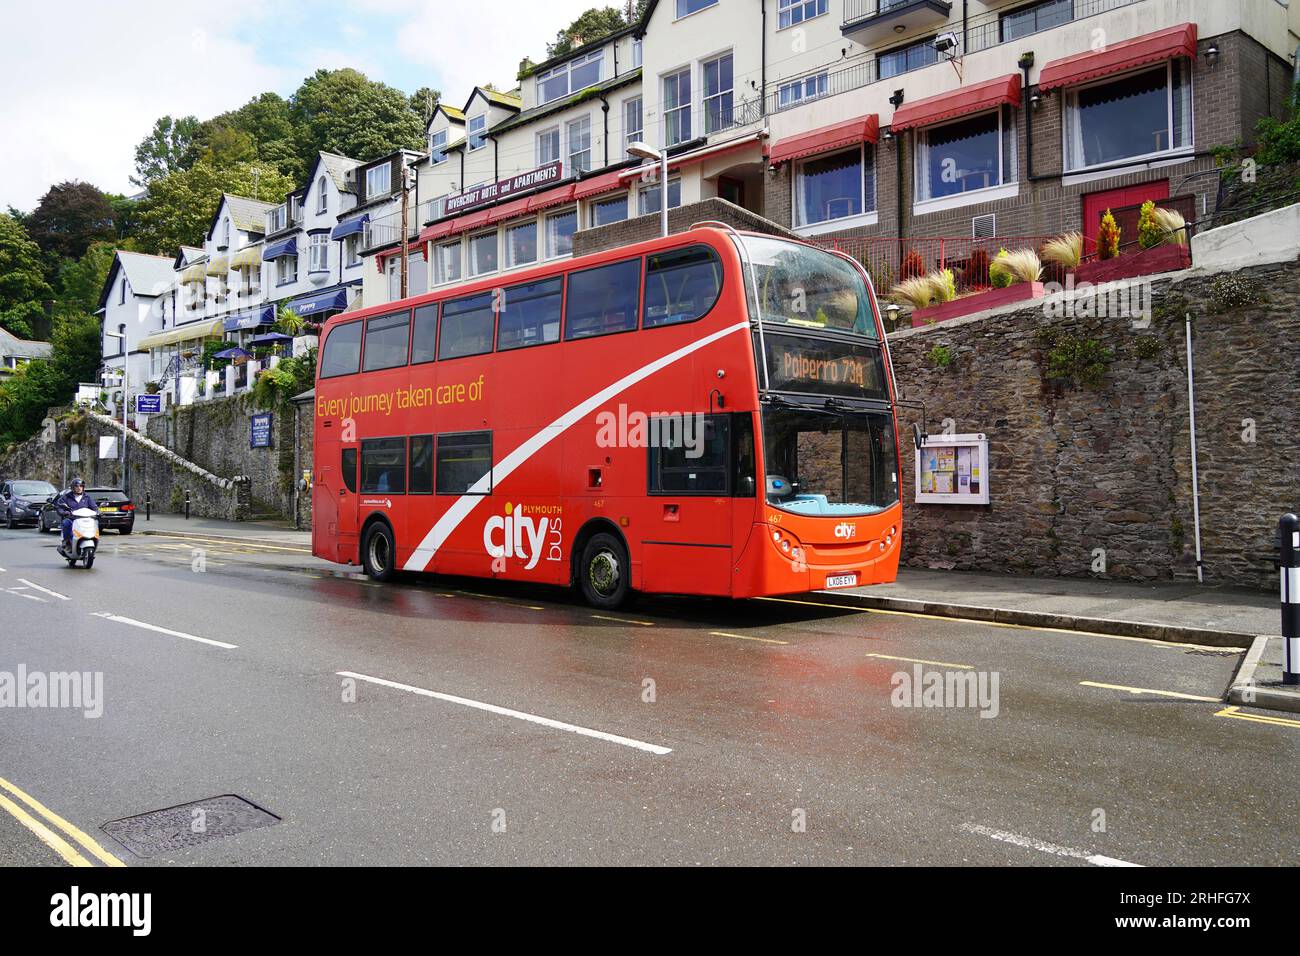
825, 573, 858, 589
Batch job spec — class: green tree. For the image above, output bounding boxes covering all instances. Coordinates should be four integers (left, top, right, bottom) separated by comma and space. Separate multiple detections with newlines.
57, 240, 117, 314
25, 181, 118, 264
290, 69, 425, 167
545, 7, 628, 58
133, 159, 294, 254
132, 115, 202, 186
0, 310, 102, 447
409, 86, 442, 128
0, 214, 53, 339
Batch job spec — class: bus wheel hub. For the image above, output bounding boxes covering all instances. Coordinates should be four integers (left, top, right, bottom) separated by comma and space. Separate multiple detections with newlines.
589, 552, 619, 594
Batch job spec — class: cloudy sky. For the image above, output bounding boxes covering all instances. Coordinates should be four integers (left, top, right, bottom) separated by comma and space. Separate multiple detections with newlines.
0, 0, 603, 211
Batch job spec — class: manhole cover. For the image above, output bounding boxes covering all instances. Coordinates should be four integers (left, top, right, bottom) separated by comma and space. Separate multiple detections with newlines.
102, 795, 280, 858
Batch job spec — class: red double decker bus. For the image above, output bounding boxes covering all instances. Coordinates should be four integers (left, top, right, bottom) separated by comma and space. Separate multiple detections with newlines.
311, 224, 901, 608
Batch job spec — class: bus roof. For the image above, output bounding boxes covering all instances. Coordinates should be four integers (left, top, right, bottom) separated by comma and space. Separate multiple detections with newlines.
319, 225, 829, 331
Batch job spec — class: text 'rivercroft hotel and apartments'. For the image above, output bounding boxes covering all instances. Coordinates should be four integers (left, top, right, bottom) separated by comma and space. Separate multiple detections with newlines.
357, 0, 1298, 307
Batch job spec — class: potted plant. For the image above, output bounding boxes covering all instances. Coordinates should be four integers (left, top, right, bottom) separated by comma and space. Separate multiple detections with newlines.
1076, 205, 1190, 283
912, 249, 1046, 326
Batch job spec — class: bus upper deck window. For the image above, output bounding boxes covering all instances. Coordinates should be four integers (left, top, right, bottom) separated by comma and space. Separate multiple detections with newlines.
644, 246, 722, 328
439, 292, 495, 360
320, 321, 363, 377
564, 259, 640, 340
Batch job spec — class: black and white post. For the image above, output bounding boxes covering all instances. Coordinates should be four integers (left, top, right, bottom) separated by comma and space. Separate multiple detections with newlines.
1281, 513, 1300, 685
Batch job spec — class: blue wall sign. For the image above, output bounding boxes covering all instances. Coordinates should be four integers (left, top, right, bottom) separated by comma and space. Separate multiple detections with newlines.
135, 394, 163, 414
250, 412, 273, 448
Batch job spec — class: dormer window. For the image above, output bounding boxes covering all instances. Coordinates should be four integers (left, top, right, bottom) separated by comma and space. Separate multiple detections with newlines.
317, 176, 328, 214
536, 49, 603, 105
430, 129, 448, 164
366, 163, 392, 197
468, 115, 487, 151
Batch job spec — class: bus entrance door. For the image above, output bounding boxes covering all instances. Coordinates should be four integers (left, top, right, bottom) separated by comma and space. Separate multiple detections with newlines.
312, 422, 359, 564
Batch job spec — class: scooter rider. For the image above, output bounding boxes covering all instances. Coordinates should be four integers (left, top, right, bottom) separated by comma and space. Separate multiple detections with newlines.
56, 478, 98, 553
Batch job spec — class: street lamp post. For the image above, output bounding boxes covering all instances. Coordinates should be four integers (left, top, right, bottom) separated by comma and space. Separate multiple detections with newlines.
104, 330, 128, 493
627, 141, 669, 238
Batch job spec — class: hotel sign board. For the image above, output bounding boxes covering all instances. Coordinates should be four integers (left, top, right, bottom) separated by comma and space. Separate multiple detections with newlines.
443, 160, 565, 215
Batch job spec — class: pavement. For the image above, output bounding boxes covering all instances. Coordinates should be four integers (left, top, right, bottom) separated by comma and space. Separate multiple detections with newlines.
2, 519, 1298, 867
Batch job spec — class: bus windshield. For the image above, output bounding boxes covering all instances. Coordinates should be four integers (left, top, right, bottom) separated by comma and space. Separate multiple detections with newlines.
762, 404, 898, 517
739, 235, 878, 339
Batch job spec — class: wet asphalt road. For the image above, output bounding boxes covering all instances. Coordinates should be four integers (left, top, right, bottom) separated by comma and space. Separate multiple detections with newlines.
0, 523, 1295, 867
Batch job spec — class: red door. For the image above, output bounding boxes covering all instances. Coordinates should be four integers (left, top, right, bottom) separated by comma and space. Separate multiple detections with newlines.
1081, 181, 1169, 248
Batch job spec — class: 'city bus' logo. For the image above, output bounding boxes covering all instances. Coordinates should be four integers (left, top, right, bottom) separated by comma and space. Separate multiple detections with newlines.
483, 502, 563, 571
834, 522, 857, 540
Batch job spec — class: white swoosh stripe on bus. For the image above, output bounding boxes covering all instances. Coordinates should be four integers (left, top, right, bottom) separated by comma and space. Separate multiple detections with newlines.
402, 320, 751, 572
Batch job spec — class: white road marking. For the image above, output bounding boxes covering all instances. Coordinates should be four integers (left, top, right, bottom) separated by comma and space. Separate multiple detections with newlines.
4, 590, 44, 602
1079, 680, 1219, 702
90, 612, 238, 650
961, 823, 1140, 867
338, 670, 672, 756
17, 579, 68, 601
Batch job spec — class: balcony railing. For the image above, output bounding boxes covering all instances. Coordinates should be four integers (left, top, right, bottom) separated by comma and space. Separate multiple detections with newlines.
770, 0, 1145, 118
363, 206, 420, 251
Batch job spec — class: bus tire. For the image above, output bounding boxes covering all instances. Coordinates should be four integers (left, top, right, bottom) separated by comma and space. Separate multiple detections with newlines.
578, 532, 630, 609
361, 521, 396, 582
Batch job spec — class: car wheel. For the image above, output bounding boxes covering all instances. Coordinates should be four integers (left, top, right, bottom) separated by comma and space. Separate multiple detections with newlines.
4, 508, 12, 529
577, 532, 631, 609
361, 522, 396, 582
120, 526, 132, 535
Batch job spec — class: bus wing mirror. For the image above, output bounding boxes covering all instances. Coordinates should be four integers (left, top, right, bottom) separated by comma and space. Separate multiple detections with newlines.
912, 422, 925, 451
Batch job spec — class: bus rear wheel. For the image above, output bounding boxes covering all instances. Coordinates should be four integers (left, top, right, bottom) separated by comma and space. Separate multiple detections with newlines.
578, 532, 630, 609
362, 522, 396, 582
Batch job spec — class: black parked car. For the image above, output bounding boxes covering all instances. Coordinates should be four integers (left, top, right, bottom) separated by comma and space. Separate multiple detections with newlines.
38, 487, 136, 535
2, 479, 58, 529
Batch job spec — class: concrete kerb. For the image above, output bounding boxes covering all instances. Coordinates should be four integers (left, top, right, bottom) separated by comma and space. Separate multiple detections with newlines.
1227, 635, 1300, 714
140, 528, 311, 551
810, 590, 1256, 649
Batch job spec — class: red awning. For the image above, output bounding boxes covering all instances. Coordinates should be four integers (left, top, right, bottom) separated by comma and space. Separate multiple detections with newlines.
768, 116, 879, 165
1039, 23, 1197, 92
458, 209, 491, 233
527, 183, 576, 212
420, 219, 456, 243
890, 74, 1021, 132
485, 196, 531, 225
573, 170, 624, 199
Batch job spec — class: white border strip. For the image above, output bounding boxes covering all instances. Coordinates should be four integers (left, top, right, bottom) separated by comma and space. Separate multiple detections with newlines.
402, 320, 750, 571
338, 670, 672, 755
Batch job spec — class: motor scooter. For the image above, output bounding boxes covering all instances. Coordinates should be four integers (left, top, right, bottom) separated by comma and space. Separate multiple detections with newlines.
57, 506, 100, 569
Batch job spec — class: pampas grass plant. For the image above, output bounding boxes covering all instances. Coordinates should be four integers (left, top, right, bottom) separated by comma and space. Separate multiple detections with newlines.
1151, 207, 1188, 246
989, 248, 1043, 286
891, 275, 936, 309
1040, 232, 1083, 270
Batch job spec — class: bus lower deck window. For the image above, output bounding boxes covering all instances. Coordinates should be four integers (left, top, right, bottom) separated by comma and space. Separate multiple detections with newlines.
361, 438, 407, 494
436, 431, 492, 494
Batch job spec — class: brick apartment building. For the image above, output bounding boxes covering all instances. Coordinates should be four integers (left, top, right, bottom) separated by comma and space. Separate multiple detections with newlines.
358, 0, 1299, 307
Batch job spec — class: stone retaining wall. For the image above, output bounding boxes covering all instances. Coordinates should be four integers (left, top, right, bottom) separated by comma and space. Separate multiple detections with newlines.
890, 258, 1298, 590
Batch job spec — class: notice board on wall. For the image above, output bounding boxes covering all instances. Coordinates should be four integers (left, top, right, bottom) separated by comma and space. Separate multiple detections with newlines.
915, 433, 989, 505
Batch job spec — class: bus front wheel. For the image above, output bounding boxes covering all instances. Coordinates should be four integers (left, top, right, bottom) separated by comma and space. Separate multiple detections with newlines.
362, 522, 396, 582
578, 532, 630, 609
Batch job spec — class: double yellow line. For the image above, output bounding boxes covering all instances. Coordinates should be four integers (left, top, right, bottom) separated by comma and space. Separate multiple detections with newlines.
0, 776, 123, 867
